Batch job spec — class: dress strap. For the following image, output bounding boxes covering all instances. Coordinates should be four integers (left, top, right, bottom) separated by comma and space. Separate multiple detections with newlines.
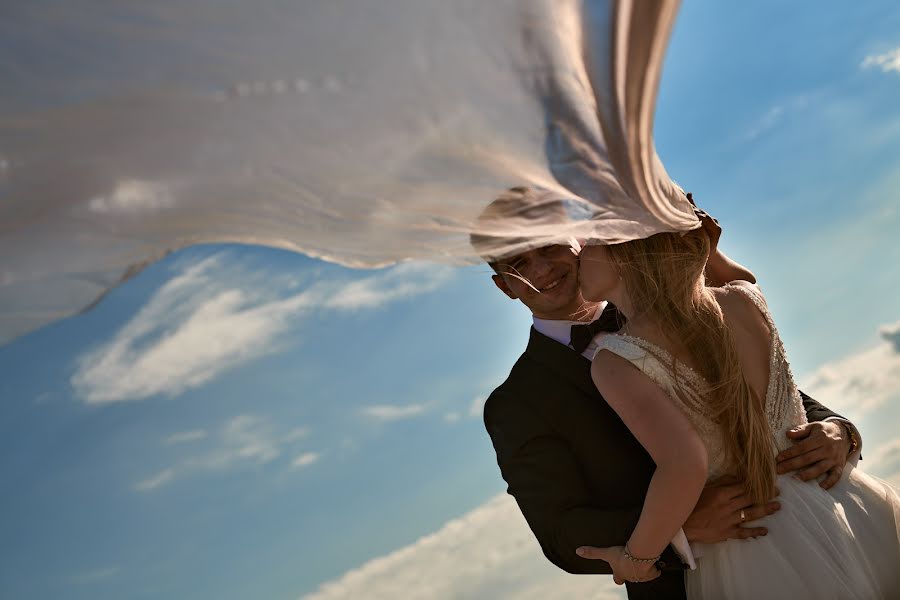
593, 334, 711, 416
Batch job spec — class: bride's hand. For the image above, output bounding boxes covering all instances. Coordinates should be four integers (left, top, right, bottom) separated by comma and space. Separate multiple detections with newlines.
575, 545, 661, 585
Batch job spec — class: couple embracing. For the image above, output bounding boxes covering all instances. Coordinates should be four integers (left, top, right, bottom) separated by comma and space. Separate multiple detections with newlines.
476, 187, 900, 599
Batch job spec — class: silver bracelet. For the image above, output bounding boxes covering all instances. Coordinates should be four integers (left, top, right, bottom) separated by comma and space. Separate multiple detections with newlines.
623, 546, 660, 564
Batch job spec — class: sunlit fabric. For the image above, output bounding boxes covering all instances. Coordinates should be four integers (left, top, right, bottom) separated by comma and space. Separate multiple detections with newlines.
0, 0, 698, 344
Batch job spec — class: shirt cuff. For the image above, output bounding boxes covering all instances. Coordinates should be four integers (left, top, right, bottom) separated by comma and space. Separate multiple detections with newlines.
670, 528, 697, 570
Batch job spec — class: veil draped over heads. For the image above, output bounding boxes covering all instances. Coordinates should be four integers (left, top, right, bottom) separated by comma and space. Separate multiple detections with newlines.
1, 0, 698, 344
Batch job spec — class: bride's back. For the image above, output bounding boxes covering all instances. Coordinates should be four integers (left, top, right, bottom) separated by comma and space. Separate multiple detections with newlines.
711, 281, 774, 407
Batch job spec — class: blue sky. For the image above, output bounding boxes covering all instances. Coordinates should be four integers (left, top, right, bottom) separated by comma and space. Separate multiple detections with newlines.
2, 2, 900, 598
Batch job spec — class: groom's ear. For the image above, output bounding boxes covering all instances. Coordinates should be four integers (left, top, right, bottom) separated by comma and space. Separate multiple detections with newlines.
492, 273, 518, 300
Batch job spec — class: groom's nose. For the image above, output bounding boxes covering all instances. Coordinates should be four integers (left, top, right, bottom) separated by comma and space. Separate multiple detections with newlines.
526, 256, 553, 281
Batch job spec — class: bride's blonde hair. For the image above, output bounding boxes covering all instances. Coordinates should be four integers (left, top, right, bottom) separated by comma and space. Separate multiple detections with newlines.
605, 228, 775, 503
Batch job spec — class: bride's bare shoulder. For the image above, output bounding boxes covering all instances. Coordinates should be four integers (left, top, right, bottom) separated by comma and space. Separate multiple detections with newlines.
710, 282, 770, 337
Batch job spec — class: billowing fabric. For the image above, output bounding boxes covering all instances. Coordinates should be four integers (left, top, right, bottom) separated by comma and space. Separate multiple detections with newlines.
0, 0, 698, 344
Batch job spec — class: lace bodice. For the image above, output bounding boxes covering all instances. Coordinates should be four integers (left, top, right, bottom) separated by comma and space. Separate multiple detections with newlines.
593, 284, 807, 480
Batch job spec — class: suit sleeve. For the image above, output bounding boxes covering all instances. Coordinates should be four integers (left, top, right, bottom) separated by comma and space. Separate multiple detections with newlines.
798, 388, 862, 458
484, 389, 680, 574
798, 389, 845, 423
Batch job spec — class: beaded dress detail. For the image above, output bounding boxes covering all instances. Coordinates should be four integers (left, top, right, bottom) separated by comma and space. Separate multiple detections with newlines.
594, 284, 806, 479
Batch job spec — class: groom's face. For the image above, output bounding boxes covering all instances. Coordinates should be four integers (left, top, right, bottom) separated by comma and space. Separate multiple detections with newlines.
491, 242, 589, 320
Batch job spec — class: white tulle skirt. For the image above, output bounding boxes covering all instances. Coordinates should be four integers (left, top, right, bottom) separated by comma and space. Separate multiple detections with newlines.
686, 465, 900, 600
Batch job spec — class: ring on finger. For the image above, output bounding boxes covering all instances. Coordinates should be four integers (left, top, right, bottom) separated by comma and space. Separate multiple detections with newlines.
740, 508, 747, 523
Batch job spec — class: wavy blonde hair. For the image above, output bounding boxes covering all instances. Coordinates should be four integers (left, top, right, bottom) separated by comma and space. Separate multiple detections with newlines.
605, 228, 775, 503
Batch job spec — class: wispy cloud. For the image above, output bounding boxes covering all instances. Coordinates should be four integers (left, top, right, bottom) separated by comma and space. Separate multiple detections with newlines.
443, 391, 490, 424
320, 263, 453, 311
799, 319, 900, 416
184, 415, 281, 470
443, 412, 461, 423
361, 403, 429, 421
298, 494, 624, 600
861, 47, 900, 74
283, 427, 311, 443
468, 395, 487, 418
869, 438, 900, 485
164, 430, 208, 445
72, 256, 454, 404
292, 452, 321, 469
33, 392, 52, 405
739, 94, 817, 143
134, 414, 316, 492
69, 566, 120, 585
743, 105, 785, 141
134, 468, 176, 492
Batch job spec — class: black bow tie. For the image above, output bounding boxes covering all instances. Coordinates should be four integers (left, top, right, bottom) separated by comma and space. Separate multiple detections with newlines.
569, 304, 624, 354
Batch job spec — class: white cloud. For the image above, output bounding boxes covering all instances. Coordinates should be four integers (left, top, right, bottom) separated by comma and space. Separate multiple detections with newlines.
868, 439, 900, 486
72, 256, 283, 404
861, 48, 900, 74
292, 452, 321, 469
164, 430, 208, 445
71, 255, 453, 404
135, 414, 317, 492
799, 321, 900, 416
299, 494, 625, 600
321, 263, 453, 311
469, 395, 487, 418
442, 393, 487, 423
183, 415, 281, 471
361, 403, 429, 421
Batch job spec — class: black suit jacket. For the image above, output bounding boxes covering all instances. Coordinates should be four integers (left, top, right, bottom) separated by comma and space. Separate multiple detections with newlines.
484, 327, 844, 600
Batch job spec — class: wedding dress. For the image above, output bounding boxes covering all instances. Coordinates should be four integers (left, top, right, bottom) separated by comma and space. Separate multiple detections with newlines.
595, 285, 900, 599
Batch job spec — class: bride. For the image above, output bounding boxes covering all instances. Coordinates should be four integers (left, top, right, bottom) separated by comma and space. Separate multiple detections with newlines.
573, 227, 900, 598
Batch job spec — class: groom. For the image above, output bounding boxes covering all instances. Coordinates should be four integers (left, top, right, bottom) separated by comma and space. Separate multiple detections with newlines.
475, 187, 861, 599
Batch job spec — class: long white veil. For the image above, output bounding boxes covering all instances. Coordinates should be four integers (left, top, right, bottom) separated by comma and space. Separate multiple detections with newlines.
0, 0, 696, 344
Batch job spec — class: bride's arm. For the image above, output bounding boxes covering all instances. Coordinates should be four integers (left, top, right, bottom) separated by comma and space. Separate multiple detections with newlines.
706, 249, 756, 287
590, 351, 708, 567
685, 193, 757, 286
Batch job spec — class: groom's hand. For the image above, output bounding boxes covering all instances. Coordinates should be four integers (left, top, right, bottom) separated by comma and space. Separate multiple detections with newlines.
776, 421, 852, 489
683, 478, 779, 544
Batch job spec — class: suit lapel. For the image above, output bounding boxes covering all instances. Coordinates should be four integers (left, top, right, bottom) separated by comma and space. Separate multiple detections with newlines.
524, 327, 599, 398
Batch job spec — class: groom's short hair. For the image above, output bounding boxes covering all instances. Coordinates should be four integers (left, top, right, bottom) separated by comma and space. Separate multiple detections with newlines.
470, 187, 571, 270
